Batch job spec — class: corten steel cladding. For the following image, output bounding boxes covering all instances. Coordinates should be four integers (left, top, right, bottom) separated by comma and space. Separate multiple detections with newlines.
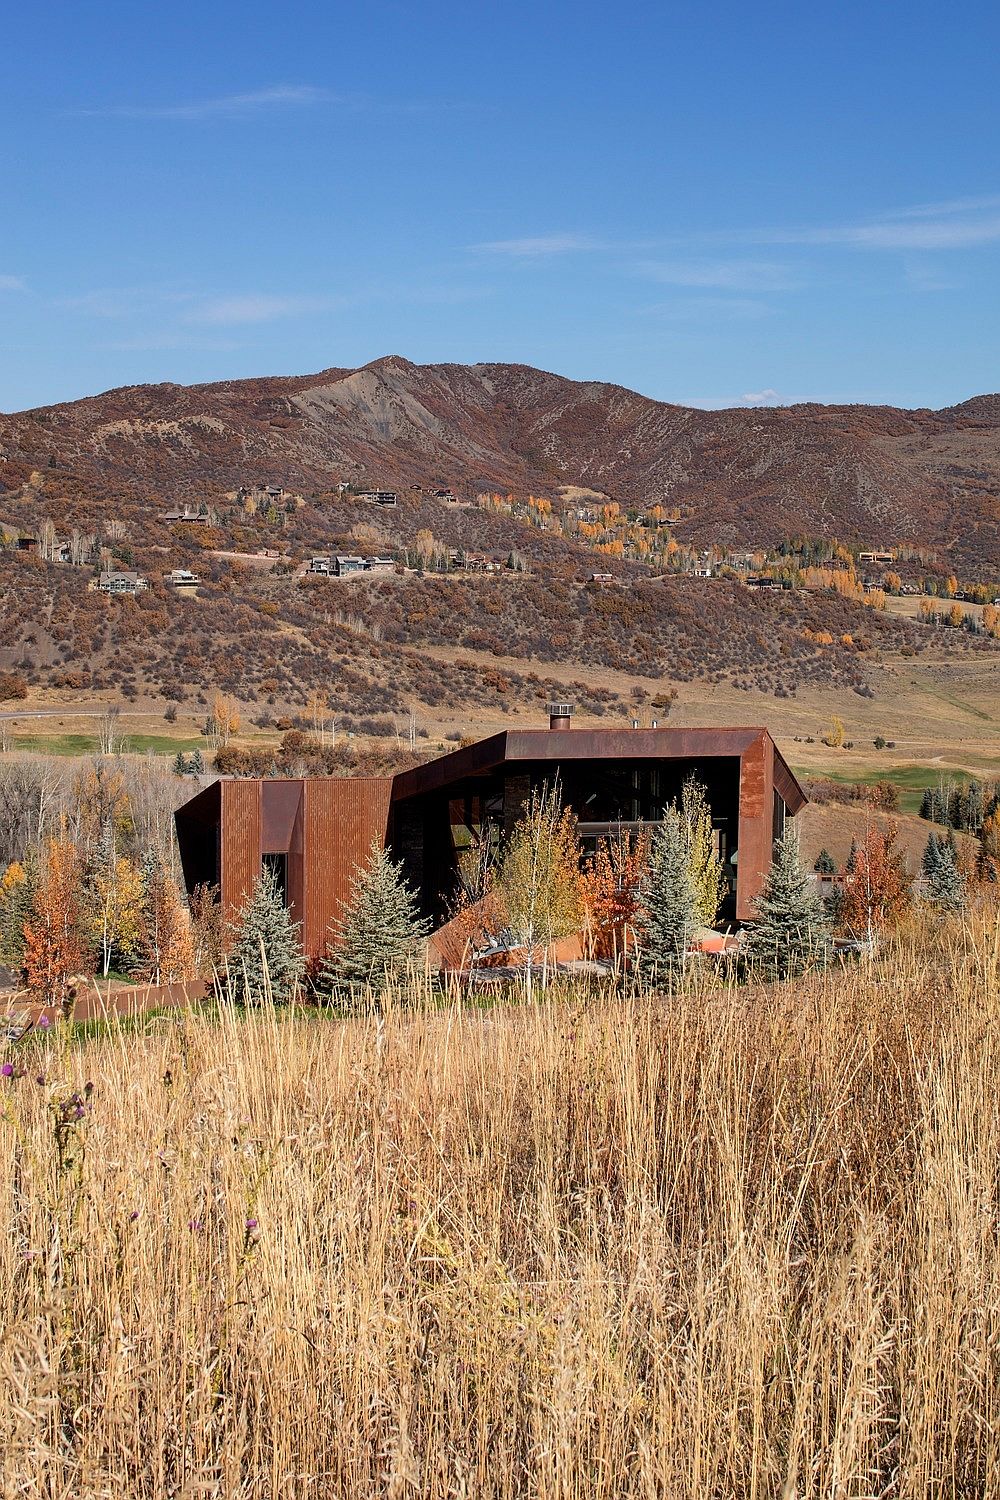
176, 726, 806, 939
296, 778, 393, 956
219, 780, 262, 928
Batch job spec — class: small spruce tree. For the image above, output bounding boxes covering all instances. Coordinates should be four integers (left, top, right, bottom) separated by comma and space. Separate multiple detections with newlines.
924, 836, 967, 913
229, 865, 304, 1003
190, 748, 205, 777
814, 847, 836, 875
636, 807, 697, 982
744, 827, 830, 979
173, 751, 189, 777
321, 841, 430, 995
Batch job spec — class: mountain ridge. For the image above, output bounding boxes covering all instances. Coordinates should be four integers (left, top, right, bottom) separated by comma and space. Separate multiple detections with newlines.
2, 355, 999, 569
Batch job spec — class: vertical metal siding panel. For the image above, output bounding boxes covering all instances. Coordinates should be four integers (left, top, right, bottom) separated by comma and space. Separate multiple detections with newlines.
286, 785, 305, 940
735, 733, 774, 921
301, 778, 392, 957
220, 781, 262, 928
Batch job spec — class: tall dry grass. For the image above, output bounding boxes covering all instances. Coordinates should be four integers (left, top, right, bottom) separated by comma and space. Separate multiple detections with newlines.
2, 913, 1000, 1497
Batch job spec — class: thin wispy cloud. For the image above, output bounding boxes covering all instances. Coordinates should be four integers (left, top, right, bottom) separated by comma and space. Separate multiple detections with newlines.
0, 275, 26, 292
636, 259, 799, 292
470, 234, 603, 258
684, 388, 786, 410
187, 293, 345, 325
744, 196, 1000, 251
77, 85, 332, 121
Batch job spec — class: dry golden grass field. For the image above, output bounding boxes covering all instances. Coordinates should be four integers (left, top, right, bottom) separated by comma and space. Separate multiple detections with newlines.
3, 911, 1000, 1497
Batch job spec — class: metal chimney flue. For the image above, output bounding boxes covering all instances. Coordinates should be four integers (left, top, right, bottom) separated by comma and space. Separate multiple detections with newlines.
547, 701, 573, 730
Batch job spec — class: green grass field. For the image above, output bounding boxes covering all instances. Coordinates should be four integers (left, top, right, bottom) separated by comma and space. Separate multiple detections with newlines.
792, 759, 975, 814
9, 731, 206, 757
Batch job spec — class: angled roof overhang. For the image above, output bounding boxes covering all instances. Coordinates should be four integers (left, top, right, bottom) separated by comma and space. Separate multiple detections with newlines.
390, 726, 806, 813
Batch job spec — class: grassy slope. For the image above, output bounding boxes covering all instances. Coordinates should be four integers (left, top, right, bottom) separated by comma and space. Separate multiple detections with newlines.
2, 918, 999, 1494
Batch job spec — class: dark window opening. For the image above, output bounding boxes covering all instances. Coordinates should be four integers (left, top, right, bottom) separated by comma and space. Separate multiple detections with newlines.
262, 851, 289, 906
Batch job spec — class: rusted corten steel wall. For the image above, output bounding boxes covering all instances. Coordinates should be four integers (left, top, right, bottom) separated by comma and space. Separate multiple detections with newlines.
735, 731, 775, 921
219, 780, 262, 929
297, 778, 393, 956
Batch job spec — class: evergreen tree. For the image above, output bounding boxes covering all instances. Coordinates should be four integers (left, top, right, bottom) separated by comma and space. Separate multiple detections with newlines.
744, 828, 830, 979
229, 865, 304, 1003
190, 748, 205, 777
321, 841, 430, 994
814, 847, 836, 875
924, 837, 967, 913
919, 786, 947, 824
636, 807, 697, 982
173, 751, 189, 777
922, 831, 944, 880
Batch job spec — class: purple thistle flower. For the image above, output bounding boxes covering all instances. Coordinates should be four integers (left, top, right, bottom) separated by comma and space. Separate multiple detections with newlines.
1, 1063, 14, 1078
245, 1218, 258, 1231
37, 1014, 51, 1030
128, 1210, 139, 1222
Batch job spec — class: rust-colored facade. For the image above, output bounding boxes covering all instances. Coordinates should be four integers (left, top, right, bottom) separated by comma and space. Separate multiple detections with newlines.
175, 724, 806, 956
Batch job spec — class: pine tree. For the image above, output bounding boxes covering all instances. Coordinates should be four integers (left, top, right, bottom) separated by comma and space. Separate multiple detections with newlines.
744, 827, 830, 979
814, 847, 836, 875
172, 751, 189, 777
636, 807, 697, 982
321, 841, 430, 994
190, 748, 205, 777
924, 836, 967, 913
229, 865, 304, 1003
922, 831, 944, 880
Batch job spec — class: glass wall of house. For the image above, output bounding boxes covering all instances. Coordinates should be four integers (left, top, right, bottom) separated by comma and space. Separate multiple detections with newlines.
416, 755, 743, 921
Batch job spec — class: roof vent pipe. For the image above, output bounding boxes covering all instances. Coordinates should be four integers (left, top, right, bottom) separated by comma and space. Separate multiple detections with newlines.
547, 702, 572, 730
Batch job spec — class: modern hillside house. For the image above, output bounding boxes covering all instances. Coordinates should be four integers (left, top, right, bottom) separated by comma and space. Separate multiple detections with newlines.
174, 713, 806, 958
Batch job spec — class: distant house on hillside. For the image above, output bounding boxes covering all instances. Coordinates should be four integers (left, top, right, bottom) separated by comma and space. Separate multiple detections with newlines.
165, 568, 202, 588
98, 570, 148, 596
159, 507, 208, 524
745, 576, 783, 592
859, 550, 894, 566
357, 490, 398, 507
590, 573, 615, 586
310, 554, 398, 577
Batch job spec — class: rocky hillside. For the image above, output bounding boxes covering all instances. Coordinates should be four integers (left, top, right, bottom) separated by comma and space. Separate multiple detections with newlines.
2, 356, 999, 570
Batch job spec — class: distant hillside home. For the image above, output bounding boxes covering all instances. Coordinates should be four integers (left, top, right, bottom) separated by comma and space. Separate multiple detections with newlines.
745, 576, 783, 592
98, 570, 148, 596
310, 554, 396, 577
859, 550, 894, 566
357, 490, 398, 507
159, 507, 208, 524
165, 568, 202, 588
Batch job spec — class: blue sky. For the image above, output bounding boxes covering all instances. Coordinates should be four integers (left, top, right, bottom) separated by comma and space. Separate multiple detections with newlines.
2, 0, 998, 412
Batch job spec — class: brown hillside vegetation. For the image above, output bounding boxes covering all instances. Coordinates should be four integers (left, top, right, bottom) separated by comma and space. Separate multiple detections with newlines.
2, 915, 1000, 1495
3, 355, 1000, 570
